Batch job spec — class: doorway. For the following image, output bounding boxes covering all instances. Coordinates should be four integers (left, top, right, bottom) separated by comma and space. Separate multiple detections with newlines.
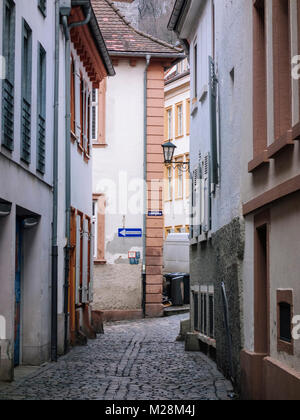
14, 218, 22, 366
254, 211, 270, 355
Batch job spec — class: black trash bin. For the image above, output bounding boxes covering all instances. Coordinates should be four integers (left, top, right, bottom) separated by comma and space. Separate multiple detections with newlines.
163, 272, 190, 306
171, 276, 184, 306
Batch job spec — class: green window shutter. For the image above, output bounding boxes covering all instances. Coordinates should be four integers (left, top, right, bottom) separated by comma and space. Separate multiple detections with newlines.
21, 20, 32, 164
38, 0, 47, 17
37, 44, 46, 174
208, 56, 218, 186
1, 0, 15, 151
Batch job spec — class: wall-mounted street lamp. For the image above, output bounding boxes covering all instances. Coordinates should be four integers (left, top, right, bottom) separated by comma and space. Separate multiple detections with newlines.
162, 141, 190, 172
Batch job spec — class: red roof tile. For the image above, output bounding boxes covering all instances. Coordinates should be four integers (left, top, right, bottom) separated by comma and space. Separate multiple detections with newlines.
91, 0, 184, 57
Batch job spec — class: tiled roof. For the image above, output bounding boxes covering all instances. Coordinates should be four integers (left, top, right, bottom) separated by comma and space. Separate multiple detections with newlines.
91, 0, 184, 57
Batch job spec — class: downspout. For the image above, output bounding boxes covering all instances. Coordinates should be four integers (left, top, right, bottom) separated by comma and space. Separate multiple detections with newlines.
142, 54, 151, 318
51, 0, 60, 363
61, 4, 92, 353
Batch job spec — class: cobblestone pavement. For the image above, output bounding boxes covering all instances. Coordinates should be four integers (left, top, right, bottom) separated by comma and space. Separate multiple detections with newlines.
0, 315, 232, 400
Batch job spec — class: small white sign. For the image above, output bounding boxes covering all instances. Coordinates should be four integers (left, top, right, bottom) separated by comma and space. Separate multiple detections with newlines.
0, 56, 6, 80
128, 251, 137, 259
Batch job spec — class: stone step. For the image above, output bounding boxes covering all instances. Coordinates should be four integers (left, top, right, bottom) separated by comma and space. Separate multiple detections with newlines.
163, 305, 190, 317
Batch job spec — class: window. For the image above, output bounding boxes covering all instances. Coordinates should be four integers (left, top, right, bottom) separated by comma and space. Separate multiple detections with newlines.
279, 303, 292, 343
252, 0, 267, 163
37, 43, 46, 174
80, 74, 84, 149
272, 0, 291, 141
70, 58, 75, 136
193, 43, 198, 98
209, 294, 214, 338
175, 158, 183, 199
92, 79, 107, 146
2, 0, 15, 151
87, 92, 91, 156
21, 20, 32, 164
38, 0, 47, 17
167, 166, 173, 201
92, 194, 106, 264
201, 293, 207, 335
175, 103, 183, 138
198, 287, 214, 339
165, 107, 173, 140
74, 211, 93, 304
277, 289, 294, 355
193, 291, 199, 331
185, 154, 190, 198
91, 88, 98, 142
165, 227, 172, 237
186, 99, 190, 135
92, 200, 98, 259
175, 225, 183, 233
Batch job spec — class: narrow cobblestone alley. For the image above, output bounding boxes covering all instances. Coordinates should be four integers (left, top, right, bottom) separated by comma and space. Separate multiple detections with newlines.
0, 315, 232, 400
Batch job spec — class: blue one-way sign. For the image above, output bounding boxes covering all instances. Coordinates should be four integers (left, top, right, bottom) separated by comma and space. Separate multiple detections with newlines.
118, 228, 142, 238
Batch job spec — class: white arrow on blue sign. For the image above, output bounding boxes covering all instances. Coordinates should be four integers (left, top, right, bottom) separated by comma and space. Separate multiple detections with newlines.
118, 228, 143, 238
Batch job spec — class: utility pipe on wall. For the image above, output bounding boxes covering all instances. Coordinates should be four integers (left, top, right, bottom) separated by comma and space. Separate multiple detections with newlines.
142, 54, 151, 318
51, 0, 60, 363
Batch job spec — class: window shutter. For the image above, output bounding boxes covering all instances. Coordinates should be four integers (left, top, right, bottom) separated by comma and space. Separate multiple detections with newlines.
75, 215, 81, 305
38, 0, 47, 17
208, 56, 218, 186
202, 153, 211, 233
21, 20, 32, 164
191, 161, 202, 238
82, 218, 89, 303
89, 222, 94, 302
2, 0, 15, 151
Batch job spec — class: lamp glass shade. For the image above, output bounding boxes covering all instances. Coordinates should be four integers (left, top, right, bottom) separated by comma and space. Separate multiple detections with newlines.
162, 142, 177, 164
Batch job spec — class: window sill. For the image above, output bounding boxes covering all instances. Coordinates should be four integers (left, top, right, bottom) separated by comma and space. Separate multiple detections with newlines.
191, 100, 198, 116
248, 150, 269, 173
77, 143, 84, 154
197, 333, 216, 349
93, 143, 108, 148
84, 153, 90, 163
277, 339, 294, 356
292, 121, 300, 140
199, 85, 208, 103
267, 129, 294, 159
94, 259, 107, 265
71, 131, 77, 143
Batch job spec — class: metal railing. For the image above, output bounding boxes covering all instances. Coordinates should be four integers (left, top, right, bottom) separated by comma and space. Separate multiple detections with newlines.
21, 97, 31, 163
37, 114, 46, 173
2, 79, 14, 150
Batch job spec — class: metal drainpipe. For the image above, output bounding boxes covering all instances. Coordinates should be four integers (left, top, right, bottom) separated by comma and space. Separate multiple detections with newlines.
142, 55, 151, 318
51, 0, 60, 363
61, 5, 92, 353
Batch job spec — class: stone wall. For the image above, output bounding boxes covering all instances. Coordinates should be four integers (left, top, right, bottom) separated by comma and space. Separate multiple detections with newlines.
190, 217, 245, 388
114, 0, 177, 45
